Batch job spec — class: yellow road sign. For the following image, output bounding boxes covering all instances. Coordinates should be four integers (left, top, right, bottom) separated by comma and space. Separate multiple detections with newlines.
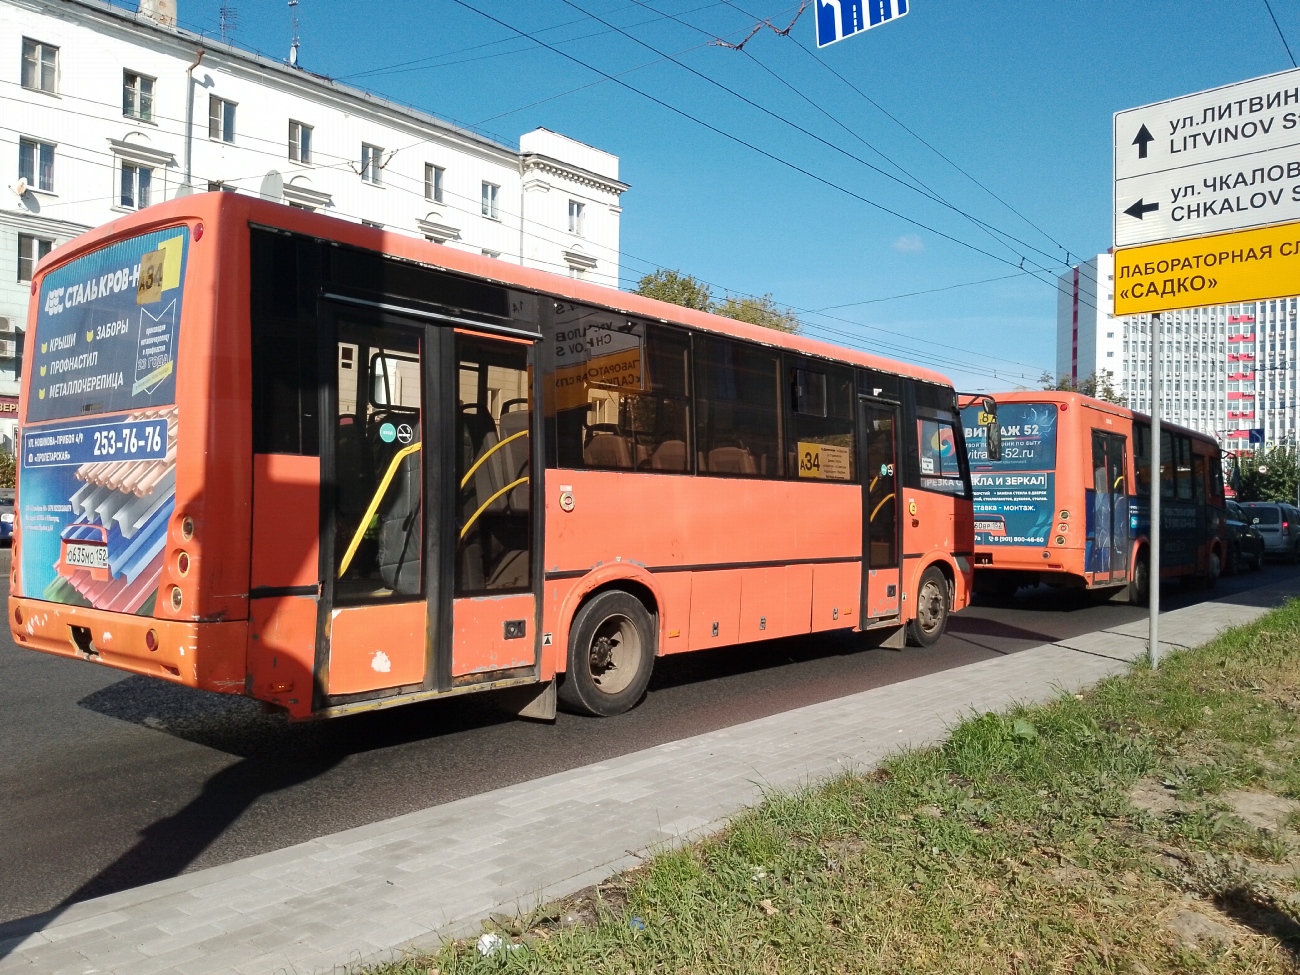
1114, 220, 1300, 315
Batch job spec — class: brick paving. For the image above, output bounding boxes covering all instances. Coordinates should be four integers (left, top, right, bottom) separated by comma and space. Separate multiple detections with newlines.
1, 582, 1292, 975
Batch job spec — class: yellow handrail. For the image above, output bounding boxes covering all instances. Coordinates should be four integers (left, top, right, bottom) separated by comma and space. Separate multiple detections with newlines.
460, 476, 529, 540
870, 492, 896, 523
460, 429, 529, 489
337, 443, 422, 578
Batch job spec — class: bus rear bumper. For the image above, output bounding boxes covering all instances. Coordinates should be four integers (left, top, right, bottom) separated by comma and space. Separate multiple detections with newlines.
8, 597, 247, 693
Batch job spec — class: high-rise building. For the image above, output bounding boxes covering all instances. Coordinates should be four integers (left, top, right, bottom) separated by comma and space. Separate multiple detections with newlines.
1057, 253, 1296, 452
0, 0, 628, 451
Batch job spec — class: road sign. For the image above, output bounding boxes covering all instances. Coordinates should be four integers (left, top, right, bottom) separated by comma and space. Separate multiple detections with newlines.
1250, 428, 1267, 445
1113, 219, 1300, 315
1115, 66, 1300, 247
815, 0, 908, 49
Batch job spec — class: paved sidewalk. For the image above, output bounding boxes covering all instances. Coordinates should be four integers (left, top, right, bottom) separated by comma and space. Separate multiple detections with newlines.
1, 583, 1293, 975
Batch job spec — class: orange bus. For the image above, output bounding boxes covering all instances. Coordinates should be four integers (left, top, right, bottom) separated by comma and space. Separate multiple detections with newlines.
11, 194, 975, 720
959, 391, 1226, 603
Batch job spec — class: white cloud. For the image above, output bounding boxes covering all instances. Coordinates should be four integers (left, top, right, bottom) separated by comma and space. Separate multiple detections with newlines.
892, 234, 925, 253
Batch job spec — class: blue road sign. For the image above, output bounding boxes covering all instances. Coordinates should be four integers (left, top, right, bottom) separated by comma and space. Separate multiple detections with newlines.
815, 0, 908, 49
1249, 427, 1266, 444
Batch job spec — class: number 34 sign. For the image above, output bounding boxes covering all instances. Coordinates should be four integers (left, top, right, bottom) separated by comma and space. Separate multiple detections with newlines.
798, 441, 852, 481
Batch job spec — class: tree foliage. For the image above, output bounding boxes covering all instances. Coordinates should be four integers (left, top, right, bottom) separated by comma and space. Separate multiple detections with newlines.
0, 449, 13, 490
1038, 370, 1124, 405
633, 270, 713, 312
1234, 446, 1299, 503
635, 270, 800, 333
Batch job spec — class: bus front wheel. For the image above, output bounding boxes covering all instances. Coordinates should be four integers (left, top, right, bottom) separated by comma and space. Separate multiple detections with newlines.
558, 590, 656, 717
906, 567, 949, 648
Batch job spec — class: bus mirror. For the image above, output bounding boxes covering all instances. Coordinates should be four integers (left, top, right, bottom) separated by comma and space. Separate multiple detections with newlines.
981, 397, 1001, 461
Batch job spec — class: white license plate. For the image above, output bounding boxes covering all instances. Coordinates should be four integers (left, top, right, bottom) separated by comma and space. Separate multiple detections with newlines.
64, 542, 109, 569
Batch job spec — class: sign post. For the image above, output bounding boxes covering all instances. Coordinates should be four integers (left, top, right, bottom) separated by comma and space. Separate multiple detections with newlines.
1149, 314, 1162, 669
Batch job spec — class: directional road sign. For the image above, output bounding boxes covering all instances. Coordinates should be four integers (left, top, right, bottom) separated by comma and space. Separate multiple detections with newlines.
815, 0, 908, 49
1113, 219, 1300, 315
1115, 66, 1300, 247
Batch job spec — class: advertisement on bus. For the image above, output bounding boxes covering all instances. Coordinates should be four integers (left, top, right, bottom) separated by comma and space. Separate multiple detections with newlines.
20, 226, 187, 615
961, 402, 1059, 546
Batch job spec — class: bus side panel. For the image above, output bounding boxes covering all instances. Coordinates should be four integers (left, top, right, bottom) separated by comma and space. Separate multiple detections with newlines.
783, 563, 814, 637
654, 572, 692, 654
250, 455, 320, 589
688, 569, 742, 651
329, 602, 426, 694
811, 561, 859, 631
738, 567, 784, 643
247, 596, 317, 718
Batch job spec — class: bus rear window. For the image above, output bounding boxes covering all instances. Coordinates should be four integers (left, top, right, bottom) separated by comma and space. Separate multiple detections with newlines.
28, 226, 189, 422
961, 402, 1058, 472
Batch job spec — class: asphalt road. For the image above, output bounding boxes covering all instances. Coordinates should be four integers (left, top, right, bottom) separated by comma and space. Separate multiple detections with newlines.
2, 551, 1296, 925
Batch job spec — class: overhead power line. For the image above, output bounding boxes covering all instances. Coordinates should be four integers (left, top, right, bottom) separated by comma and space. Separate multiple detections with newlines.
1263, 0, 1298, 68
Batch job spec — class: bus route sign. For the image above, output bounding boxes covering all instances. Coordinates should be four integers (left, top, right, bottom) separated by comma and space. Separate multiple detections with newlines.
815, 0, 907, 49
1113, 219, 1300, 315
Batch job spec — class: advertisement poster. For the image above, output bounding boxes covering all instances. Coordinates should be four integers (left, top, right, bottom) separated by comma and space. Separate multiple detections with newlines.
20, 227, 188, 614
961, 402, 1059, 546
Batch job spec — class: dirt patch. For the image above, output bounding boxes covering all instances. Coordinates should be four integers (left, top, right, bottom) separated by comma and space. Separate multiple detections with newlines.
1129, 778, 1180, 817
1220, 791, 1300, 832
1165, 907, 1238, 947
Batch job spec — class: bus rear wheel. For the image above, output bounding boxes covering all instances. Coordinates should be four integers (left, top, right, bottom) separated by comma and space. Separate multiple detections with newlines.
558, 590, 655, 717
1128, 553, 1150, 606
906, 567, 949, 648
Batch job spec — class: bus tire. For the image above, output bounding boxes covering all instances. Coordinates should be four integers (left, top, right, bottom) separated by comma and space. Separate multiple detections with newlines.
906, 566, 949, 648
557, 590, 655, 717
1128, 553, 1149, 606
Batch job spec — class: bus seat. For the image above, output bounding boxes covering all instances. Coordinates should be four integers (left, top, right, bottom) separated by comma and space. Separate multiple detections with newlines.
377, 443, 421, 595
498, 405, 531, 511
584, 433, 632, 469
650, 439, 687, 471
708, 446, 757, 474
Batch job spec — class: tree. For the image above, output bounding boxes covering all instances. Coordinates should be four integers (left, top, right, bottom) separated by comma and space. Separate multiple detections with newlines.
713, 293, 800, 333
1235, 446, 1299, 503
0, 449, 12, 490
1039, 370, 1124, 405
634, 270, 801, 333
634, 270, 713, 312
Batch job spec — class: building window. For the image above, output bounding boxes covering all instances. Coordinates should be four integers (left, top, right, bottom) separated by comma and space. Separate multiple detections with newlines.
123, 71, 154, 122
288, 120, 312, 164
482, 248, 500, 259
17, 234, 52, 282
19, 138, 54, 192
361, 143, 383, 184
481, 181, 499, 219
568, 199, 585, 235
21, 38, 57, 93
424, 163, 444, 202
120, 163, 152, 210
208, 95, 236, 142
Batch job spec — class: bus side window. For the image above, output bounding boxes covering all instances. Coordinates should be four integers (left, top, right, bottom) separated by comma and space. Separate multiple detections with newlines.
1176, 435, 1193, 501
1135, 424, 1151, 495
1160, 430, 1175, 499
786, 357, 855, 482
694, 334, 783, 478
1192, 454, 1206, 504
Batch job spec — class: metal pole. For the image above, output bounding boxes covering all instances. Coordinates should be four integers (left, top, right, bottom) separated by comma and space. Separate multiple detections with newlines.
1150, 313, 1162, 669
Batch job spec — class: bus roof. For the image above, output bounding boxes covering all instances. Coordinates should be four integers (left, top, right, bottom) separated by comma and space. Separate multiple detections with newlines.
967, 389, 1219, 447
33, 193, 956, 391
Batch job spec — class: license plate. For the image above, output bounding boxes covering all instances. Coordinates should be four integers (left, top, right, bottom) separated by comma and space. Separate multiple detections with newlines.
64, 542, 109, 569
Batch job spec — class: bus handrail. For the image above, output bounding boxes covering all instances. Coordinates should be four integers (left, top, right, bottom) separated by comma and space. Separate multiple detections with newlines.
460, 476, 529, 541
459, 429, 528, 490
338, 443, 422, 578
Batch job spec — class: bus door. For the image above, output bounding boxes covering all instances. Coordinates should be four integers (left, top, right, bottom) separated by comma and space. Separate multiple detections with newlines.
1089, 430, 1129, 585
860, 399, 902, 620
318, 308, 538, 706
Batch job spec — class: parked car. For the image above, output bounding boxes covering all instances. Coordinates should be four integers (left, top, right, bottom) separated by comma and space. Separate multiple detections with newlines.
1239, 501, 1300, 562
0, 488, 12, 544
1224, 500, 1265, 573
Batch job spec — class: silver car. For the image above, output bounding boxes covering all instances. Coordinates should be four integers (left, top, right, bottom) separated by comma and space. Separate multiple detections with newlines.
1239, 502, 1300, 561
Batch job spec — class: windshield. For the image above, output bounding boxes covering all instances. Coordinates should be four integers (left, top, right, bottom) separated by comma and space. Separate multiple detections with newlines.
28, 226, 189, 422
1245, 505, 1281, 524
961, 402, 1058, 473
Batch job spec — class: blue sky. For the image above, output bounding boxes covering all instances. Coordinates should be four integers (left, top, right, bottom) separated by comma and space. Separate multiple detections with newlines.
157, 1, 1300, 390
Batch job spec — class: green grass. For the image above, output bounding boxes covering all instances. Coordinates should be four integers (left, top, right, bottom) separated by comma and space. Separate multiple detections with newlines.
370, 601, 1300, 974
